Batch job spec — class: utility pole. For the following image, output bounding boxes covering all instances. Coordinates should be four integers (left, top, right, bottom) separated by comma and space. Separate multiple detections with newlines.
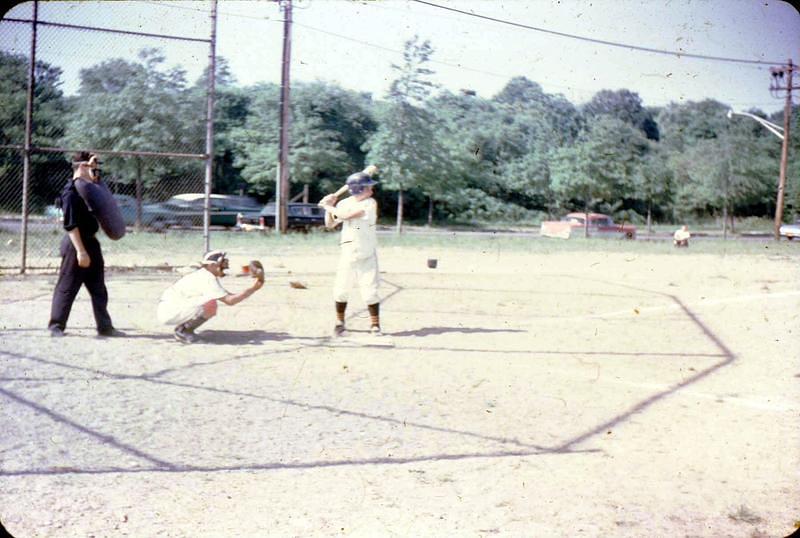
277, 0, 293, 234
203, 0, 218, 253
769, 59, 799, 240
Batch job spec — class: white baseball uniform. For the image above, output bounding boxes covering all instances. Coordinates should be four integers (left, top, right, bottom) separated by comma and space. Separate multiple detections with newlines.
332, 196, 380, 305
157, 268, 229, 325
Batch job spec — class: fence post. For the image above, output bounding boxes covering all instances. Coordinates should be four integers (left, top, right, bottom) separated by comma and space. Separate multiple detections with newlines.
203, 0, 218, 254
19, 0, 38, 274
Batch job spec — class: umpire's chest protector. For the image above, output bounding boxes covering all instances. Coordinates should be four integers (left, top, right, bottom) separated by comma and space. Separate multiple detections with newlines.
73, 178, 126, 240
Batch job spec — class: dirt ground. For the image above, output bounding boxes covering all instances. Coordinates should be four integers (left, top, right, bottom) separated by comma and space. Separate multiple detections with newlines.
1, 245, 798, 537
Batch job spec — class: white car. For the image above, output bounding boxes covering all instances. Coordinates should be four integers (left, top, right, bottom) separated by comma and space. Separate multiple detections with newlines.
779, 220, 800, 240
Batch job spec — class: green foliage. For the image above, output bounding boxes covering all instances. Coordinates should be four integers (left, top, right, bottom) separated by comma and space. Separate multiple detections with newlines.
364, 36, 441, 231
3, 43, 795, 230
0, 51, 69, 211
61, 48, 197, 200
551, 116, 647, 210
231, 81, 375, 199
188, 57, 252, 195
583, 89, 659, 140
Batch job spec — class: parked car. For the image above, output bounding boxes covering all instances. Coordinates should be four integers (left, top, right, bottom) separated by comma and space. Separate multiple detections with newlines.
779, 219, 800, 240
115, 194, 164, 228
143, 193, 262, 228
43, 194, 146, 224
238, 202, 326, 230
43, 194, 255, 230
540, 212, 637, 239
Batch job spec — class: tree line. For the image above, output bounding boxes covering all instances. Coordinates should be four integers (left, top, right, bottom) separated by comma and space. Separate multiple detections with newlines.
1, 38, 798, 231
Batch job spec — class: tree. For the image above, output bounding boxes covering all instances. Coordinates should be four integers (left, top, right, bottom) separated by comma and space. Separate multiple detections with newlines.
584, 89, 659, 140
634, 143, 673, 232
550, 116, 647, 236
61, 49, 195, 229
230, 81, 375, 200
656, 99, 784, 227
682, 115, 783, 236
0, 51, 69, 212
364, 36, 439, 233
187, 57, 252, 195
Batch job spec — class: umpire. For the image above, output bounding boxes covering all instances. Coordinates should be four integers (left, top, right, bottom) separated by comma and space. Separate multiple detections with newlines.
47, 151, 123, 338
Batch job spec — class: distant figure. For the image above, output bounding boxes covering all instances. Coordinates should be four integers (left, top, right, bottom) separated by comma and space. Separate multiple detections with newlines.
673, 225, 691, 247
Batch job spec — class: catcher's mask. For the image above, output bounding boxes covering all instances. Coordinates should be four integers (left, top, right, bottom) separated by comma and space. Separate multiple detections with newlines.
346, 172, 378, 195
202, 250, 229, 272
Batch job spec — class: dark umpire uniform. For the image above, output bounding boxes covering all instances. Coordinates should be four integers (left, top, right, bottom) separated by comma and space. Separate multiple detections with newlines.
48, 180, 115, 336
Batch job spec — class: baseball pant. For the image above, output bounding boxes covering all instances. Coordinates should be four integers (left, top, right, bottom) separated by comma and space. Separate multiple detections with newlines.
333, 248, 379, 305
48, 236, 113, 332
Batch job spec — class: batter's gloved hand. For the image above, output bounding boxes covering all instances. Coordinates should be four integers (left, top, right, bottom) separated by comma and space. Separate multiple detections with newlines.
249, 260, 265, 283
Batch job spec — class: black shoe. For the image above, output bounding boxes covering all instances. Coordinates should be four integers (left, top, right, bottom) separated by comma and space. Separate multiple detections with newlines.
174, 326, 199, 344
49, 326, 65, 338
333, 323, 346, 337
97, 328, 126, 338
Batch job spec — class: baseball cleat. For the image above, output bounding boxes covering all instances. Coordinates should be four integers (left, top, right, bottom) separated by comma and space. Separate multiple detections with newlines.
370, 325, 382, 336
333, 323, 346, 337
174, 326, 199, 344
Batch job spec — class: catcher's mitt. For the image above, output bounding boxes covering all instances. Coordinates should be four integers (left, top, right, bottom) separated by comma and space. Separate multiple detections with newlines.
248, 260, 265, 282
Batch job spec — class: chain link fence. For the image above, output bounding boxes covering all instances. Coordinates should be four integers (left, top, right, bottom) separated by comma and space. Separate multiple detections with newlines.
1, 1, 217, 271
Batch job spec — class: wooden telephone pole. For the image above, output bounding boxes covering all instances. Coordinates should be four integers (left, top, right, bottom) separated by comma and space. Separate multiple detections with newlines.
769, 60, 799, 240
277, 0, 293, 233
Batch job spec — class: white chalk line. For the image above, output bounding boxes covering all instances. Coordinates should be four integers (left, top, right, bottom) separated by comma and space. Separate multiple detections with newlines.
539, 366, 799, 413
555, 289, 800, 323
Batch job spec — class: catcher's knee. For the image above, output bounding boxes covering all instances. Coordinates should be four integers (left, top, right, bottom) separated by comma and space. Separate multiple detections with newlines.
202, 300, 218, 318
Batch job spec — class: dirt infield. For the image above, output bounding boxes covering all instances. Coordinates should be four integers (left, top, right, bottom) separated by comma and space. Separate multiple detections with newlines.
1, 245, 798, 537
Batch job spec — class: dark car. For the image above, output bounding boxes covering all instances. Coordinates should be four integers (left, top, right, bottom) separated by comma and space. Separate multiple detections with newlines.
146, 193, 262, 228
45, 194, 166, 228
239, 202, 325, 230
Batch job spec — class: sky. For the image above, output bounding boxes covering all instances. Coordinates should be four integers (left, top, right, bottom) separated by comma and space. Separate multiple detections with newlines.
2, 0, 799, 114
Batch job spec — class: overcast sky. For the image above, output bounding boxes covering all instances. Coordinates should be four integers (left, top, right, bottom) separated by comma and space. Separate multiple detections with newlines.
3, 0, 799, 113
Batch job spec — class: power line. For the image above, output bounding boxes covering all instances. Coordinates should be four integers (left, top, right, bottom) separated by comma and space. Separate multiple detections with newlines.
292, 21, 597, 97
88, 0, 786, 103
142, 1, 210, 14
409, 0, 785, 67
143, 1, 277, 22
111, 3, 617, 98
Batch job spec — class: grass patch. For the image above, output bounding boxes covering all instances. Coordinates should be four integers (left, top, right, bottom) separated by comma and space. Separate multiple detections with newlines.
3, 226, 799, 270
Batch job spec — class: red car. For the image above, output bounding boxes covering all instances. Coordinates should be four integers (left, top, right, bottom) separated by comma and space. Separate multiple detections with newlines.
540, 212, 637, 239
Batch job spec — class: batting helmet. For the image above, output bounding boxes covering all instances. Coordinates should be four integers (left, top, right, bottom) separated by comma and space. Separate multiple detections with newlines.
346, 171, 378, 195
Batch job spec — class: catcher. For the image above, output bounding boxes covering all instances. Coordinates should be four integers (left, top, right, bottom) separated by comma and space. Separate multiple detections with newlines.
318, 165, 382, 337
156, 250, 264, 343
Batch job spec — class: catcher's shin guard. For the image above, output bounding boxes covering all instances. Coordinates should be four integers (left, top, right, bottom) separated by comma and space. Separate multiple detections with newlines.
174, 314, 208, 344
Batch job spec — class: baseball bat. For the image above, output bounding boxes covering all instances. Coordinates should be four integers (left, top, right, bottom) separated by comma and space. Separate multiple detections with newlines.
318, 184, 349, 208
332, 184, 350, 198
